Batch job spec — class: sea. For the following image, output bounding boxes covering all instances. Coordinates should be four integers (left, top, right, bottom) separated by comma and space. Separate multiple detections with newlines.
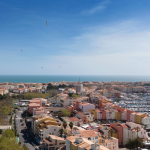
0, 75, 150, 83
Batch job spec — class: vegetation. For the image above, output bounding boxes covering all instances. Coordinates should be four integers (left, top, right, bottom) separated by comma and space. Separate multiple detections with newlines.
0, 96, 13, 125
62, 108, 70, 117
23, 92, 51, 99
0, 94, 10, 100
0, 129, 2, 134
69, 122, 73, 130
125, 137, 143, 150
59, 129, 64, 137
47, 83, 73, 90
68, 93, 80, 98
73, 127, 78, 131
10, 115, 12, 124
109, 128, 114, 137
63, 121, 67, 129
0, 129, 29, 150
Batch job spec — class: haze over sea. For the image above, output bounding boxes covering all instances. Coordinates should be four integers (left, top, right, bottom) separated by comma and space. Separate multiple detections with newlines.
0, 75, 150, 83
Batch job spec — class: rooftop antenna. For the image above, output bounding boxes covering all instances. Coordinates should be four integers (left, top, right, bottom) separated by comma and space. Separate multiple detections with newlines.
79, 77, 80, 83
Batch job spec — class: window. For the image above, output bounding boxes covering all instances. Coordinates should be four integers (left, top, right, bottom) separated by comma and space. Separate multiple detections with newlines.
95, 137, 98, 139
54, 129, 56, 131
88, 137, 91, 140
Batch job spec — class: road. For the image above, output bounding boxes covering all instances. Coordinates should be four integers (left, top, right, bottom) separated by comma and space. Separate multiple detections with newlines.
16, 107, 35, 150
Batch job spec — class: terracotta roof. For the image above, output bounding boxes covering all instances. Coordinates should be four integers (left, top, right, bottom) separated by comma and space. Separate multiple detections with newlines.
80, 130, 98, 138
67, 117, 80, 122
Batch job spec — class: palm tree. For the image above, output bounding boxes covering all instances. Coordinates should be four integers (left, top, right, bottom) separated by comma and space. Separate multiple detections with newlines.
73, 127, 78, 131
69, 122, 73, 131
109, 128, 114, 137
58, 129, 64, 137
136, 126, 140, 137
63, 121, 67, 129
125, 138, 134, 150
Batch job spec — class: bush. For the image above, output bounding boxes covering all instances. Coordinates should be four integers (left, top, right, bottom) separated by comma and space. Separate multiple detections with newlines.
10, 115, 12, 124
62, 109, 70, 117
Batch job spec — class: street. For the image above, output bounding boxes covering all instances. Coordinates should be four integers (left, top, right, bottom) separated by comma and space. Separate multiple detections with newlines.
16, 107, 37, 150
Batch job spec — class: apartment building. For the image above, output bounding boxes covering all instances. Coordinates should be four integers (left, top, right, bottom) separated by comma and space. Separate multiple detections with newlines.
32, 115, 60, 142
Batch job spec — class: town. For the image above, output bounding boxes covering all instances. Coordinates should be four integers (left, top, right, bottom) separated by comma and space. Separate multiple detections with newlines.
1, 81, 150, 150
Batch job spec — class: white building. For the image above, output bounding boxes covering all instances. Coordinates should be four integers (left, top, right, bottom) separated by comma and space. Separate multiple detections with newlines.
142, 116, 150, 126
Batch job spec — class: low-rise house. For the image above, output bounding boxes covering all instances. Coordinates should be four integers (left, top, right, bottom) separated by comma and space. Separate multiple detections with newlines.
65, 136, 109, 150
76, 111, 94, 123
64, 117, 82, 126
98, 136, 118, 150
73, 130, 99, 144
42, 134, 65, 150
79, 102, 95, 112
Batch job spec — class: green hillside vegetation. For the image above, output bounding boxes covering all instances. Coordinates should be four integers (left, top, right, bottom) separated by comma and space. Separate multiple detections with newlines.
22, 90, 57, 99
0, 129, 29, 150
23, 92, 51, 99
0, 96, 12, 125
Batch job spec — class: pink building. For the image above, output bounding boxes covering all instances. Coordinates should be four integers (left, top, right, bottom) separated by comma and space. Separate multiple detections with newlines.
28, 103, 41, 114
106, 110, 112, 120
79, 102, 95, 112
33, 107, 45, 116
30, 99, 41, 106
110, 124, 123, 145
73, 101, 81, 110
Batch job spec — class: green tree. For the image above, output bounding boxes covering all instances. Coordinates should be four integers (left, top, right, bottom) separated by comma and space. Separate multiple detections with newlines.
73, 127, 78, 131
63, 121, 67, 129
133, 137, 143, 149
109, 128, 114, 137
136, 126, 140, 137
69, 122, 73, 131
125, 138, 134, 150
58, 129, 64, 137
3, 129, 15, 139
62, 109, 70, 117
68, 93, 73, 97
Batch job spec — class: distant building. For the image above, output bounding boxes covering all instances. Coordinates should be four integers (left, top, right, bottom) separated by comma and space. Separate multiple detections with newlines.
76, 81, 83, 93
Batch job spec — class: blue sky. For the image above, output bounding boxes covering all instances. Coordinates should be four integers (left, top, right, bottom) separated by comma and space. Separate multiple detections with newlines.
1, 0, 150, 75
